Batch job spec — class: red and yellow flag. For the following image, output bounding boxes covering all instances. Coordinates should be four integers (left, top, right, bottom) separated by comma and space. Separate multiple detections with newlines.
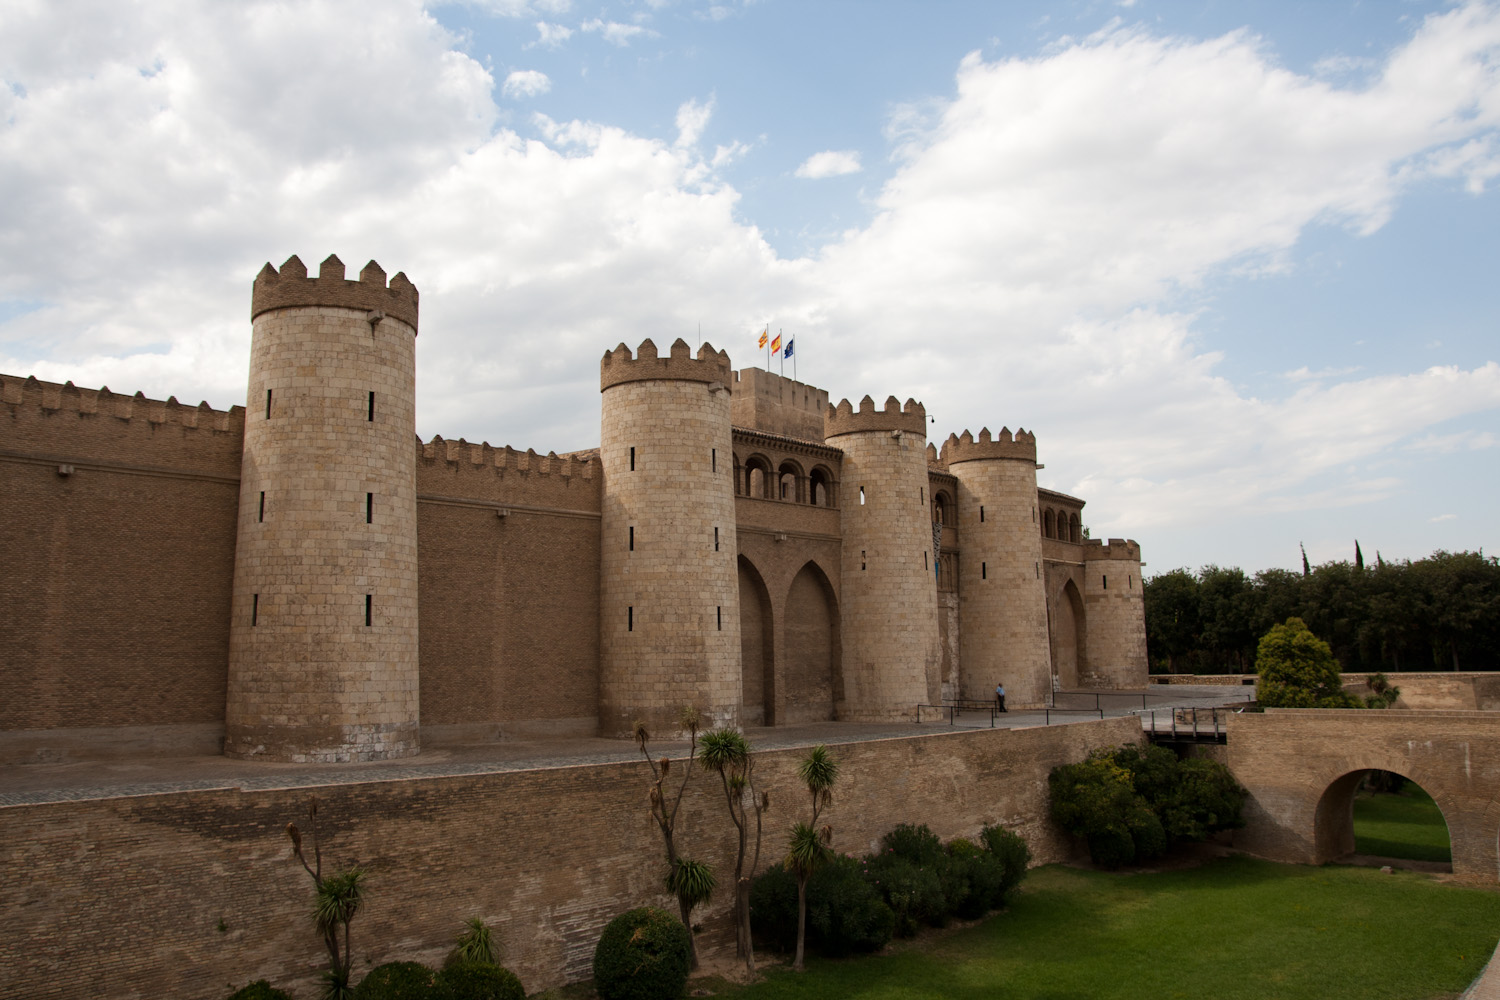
770, 333, 782, 355
757, 327, 768, 350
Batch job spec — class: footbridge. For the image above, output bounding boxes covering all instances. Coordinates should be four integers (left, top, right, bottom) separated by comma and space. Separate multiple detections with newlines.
1227, 709, 1500, 885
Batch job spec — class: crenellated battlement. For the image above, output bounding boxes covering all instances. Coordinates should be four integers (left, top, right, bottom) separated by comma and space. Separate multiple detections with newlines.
417, 435, 597, 481
1084, 538, 1142, 561
251, 254, 420, 333
1, 373, 244, 432
599, 338, 732, 392
941, 426, 1037, 465
824, 394, 926, 439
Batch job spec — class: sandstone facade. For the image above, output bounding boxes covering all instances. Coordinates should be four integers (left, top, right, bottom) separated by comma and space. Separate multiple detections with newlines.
0, 254, 1149, 759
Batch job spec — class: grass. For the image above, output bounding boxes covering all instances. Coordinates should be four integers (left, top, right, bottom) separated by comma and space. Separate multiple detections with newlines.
1353, 782, 1453, 864
688, 856, 1500, 1000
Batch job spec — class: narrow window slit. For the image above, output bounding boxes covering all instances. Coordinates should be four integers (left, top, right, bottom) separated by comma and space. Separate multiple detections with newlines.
365, 594, 372, 626
628, 606, 634, 631
251, 594, 258, 626
368, 391, 375, 422
366, 493, 373, 524
265, 389, 272, 418
258, 491, 265, 523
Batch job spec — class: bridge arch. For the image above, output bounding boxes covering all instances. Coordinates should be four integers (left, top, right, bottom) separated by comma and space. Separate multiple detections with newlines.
1311, 762, 1455, 868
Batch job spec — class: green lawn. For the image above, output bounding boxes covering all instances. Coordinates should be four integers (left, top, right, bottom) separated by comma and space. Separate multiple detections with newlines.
1353, 783, 1453, 864
700, 856, 1500, 1000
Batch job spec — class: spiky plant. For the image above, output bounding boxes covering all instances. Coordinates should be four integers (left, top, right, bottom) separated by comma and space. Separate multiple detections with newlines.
286, 799, 366, 1000
666, 857, 716, 933
637, 706, 709, 967
698, 727, 768, 973
788, 745, 839, 969
448, 915, 499, 967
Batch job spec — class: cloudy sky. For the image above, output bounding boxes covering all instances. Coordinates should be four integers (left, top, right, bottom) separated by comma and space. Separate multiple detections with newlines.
2, 0, 1498, 575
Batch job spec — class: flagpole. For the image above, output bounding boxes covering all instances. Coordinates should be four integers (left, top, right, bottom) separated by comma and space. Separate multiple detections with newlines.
779, 329, 784, 377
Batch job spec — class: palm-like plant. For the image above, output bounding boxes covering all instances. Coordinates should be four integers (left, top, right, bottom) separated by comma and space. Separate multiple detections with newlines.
448, 916, 499, 967
636, 706, 713, 968
698, 727, 768, 973
788, 745, 839, 969
286, 799, 366, 1000
666, 857, 716, 936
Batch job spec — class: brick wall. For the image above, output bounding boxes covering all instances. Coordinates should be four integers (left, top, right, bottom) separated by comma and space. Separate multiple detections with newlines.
0, 717, 1140, 999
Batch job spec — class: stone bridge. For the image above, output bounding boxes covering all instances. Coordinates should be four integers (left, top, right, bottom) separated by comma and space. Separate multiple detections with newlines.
1228, 709, 1500, 885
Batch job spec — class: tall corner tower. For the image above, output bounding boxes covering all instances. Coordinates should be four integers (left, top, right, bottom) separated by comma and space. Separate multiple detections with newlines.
825, 395, 939, 720
944, 427, 1052, 708
225, 254, 421, 762
598, 338, 740, 737
1082, 538, 1148, 688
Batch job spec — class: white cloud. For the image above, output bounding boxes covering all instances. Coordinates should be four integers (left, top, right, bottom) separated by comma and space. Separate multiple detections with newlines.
2, 0, 1499, 565
526, 21, 573, 49
580, 18, 657, 46
794, 150, 862, 179
502, 69, 551, 98
1429, 513, 1459, 522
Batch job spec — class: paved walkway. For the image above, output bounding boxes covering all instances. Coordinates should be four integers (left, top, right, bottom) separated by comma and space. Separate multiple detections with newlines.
0, 685, 1254, 806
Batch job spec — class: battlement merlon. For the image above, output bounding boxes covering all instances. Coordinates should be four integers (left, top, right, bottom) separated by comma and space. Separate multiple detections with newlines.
941, 427, 1037, 465
251, 254, 419, 334
417, 435, 596, 480
824, 395, 926, 439
1083, 538, 1142, 561
599, 338, 733, 392
0, 373, 245, 432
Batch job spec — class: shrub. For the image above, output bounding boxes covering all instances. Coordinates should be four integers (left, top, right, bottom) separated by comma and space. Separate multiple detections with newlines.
352, 961, 435, 1000
979, 824, 1032, 901
592, 906, 691, 1000
805, 854, 895, 956
948, 850, 1005, 919
1156, 757, 1247, 841
226, 981, 293, 1000
864, 851, 946, 935
881, 823, 944, 866
432, 961, 524, 1000
751, 854, 894, 957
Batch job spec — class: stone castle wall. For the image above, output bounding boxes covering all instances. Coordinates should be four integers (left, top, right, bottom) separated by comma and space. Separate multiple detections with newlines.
1081, 539, 1147, 689
0, 717, 1142, 999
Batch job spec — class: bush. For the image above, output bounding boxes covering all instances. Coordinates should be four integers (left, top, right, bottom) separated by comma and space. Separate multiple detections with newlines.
979, 824, 1032, 901
948, 849, 1005, 918
881, 823, 944, 866
225, 982, 293, 1000
432, 961, 524, 1000
1255, 617, 1362, 708
353, 961, 435, 1000
864, 851, 947, 936
751, 854, 893, 957
1156, 757, 1247, 840
592, 906, 691, 1000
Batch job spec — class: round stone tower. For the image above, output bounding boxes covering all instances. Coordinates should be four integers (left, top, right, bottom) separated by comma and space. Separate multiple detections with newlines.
943, 427, 1052, 709
825, 395, 939, 721
225, 254, 421, 762
1082, 538, 1149, 688
598, 338, 740, 737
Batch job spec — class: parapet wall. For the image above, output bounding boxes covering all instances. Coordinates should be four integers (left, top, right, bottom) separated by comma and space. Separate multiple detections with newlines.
251, 254, 419, 333
599, 338, 732, 391
730, 367, 828, 443
416, 436, 600, 513
825, 395, 926, 439
0, 718, 1141, 999
1084, 538, 1142, 561
942, 427, 1038, 465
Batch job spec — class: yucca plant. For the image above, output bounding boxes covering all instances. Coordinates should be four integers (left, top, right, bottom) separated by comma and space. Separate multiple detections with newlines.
699, 727, 768, 973
286, 798, 366, 1000
635, 706, 712, 967
447, 915, 499, 967
788, 744, 839, 970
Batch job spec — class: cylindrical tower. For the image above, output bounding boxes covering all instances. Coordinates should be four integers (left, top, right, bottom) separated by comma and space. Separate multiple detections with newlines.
598, 338, 741, 737
1082, 538, 1148, 688
225, 254, 421, 762
944, 427, 1052, 709
825, 395, 939, 721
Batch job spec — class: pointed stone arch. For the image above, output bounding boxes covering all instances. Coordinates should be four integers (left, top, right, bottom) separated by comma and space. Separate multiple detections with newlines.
780, 560, 841, 724
738, 555, 774, 726
1050, 577, 1086, 689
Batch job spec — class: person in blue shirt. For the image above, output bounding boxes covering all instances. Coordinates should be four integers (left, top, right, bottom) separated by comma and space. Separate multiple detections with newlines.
995, 682, 1007, 713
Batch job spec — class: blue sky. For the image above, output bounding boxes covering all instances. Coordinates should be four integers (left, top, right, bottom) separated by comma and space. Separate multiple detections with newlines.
1, 0, 1497, 575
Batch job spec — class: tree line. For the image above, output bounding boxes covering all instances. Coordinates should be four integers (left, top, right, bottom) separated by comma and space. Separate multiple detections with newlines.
1143, 549, 1500, 674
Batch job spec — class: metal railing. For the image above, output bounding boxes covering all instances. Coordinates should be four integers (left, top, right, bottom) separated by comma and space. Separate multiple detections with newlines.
915, 702, 998, 727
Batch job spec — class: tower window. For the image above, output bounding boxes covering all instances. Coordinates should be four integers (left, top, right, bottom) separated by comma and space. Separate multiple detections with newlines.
1129, 575, 1134, 589
861, 550, 866, 571
982, 562, 987, 580
717, 606, 722, 630
1103, 574, 1108, 590
368, 391, 375, 422
714, 526, 719, 552
629, 526, 635, 551
630, 446, 636, 471
265, 389, 272, 418
365, 594, 372, 626
859, 486, 866, 505
923, 550, 928, 571
920, 487, 924, 503
251, 594, 259, 626
1036, 561, 1040, 579
980, 505, 985, 522
628, 606, 634, 631
258, 491, 265, 523
712, 448, 717, 472
1032, 506, 1036, 522
366, 492, 373, 524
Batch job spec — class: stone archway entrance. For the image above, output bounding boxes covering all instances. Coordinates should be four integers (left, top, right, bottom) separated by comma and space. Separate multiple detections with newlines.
738, 556, 773, 726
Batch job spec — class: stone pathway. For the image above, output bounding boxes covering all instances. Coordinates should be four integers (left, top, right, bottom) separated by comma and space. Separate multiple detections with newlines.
0, 684, 1254, 806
